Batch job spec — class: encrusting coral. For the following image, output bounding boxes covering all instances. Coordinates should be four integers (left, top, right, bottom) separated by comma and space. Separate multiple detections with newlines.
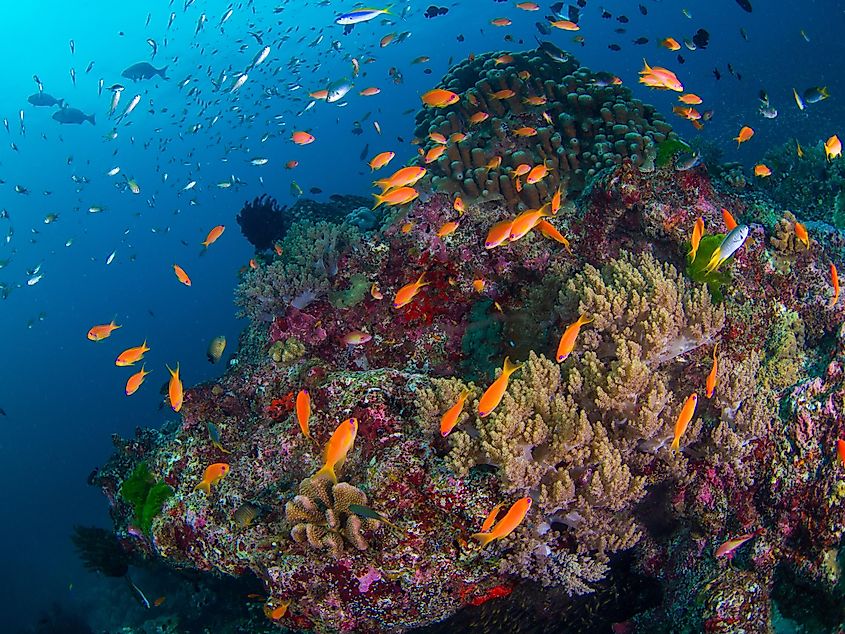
285, 476, 380, 556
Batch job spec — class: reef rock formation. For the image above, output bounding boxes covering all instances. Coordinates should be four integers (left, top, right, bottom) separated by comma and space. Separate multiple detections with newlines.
95, 47, 845, 633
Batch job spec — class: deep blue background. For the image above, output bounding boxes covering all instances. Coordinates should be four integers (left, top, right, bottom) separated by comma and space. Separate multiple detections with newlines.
1, 0, 841, 628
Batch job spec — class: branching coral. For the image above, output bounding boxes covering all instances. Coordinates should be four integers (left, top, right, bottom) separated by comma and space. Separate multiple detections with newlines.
285, 476, 380, 557
235, 220, 361, 321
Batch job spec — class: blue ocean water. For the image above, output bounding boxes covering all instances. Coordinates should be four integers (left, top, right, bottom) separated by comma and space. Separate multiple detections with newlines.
1, 0, 841, 630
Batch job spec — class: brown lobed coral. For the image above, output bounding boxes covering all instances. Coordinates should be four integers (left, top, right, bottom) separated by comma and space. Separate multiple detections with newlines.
286, 476, 380, 556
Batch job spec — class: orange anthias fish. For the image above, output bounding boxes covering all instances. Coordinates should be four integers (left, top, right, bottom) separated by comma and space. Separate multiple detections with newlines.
510, 206, 551, 242
825, 134, 842, 161
424, 145, 447, 163
688, 217, 705, 262
705, 344, 719, 398
291, 131, 315, 145
436, 220, 460, 238
194, 462, 231, 494
722, 208, 738, 231
393, 273, 429, 308
369, 151, 395, 171
715, 529, 762, 560
374, 166, 427, 191
550, 19, 580, 31
173, 264, 192, 286
670, 393, 698, 451
536, 219, 572, 253
469, 111, 489, 124
478, 357, 523, 417
421, 88, 460, 108
265, 599, 292, 621
115, 340, 149, 366
556, 314, 593, 362
480, 504, 504, 532
484, 219, 515, 249
794, 221, 810, 248
551, 186, 562, 214
88, 319, 121, 341
525, 162, 549, 185
830, 263, 840, 307
639, 60, 683, 92
678, 93, 703, 105
373, 186, 419, 208
491, 89, 515, 100
125, 364, 151, 396
837, 439, 845, 465
754, 164, 771, 177
734, 126, 754, 147
296, 389, 311, 439
661, 37, 681, 51
472, 496, 532, 546
166, 363, 183, 412
202, 225, 225, 248
315, 418, 358, 483
440, 388, 471, 437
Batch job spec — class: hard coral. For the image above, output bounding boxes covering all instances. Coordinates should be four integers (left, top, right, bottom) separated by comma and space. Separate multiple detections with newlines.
286, 476, 379, 556
415, 46, 677, 209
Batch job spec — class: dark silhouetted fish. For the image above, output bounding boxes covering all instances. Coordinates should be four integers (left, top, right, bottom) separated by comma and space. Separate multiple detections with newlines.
28, 93, 64, 108
52, 107, 95, 125
121, 62, 168, 81
692, 29, 710, 49
633, 37, 649, 45
735, 0, 752, 12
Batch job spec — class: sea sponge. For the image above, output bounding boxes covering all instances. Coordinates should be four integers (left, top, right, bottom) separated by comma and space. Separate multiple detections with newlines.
414, 47, 677, 209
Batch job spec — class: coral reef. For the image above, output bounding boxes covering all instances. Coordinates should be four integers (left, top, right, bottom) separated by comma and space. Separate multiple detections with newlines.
93, 46, 845, 633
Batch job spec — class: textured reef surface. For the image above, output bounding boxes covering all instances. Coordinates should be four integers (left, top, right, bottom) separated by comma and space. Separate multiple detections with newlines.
92, 48, 845, 633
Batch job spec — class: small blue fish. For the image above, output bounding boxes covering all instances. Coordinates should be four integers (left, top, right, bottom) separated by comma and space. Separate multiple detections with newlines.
335, 7, 392, 26
207, 421, 231, 454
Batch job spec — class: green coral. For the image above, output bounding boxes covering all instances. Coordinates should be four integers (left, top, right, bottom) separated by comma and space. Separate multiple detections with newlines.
329, 272, 370, 309
685, 234, 733, 301
656, 137, 692, 167
120, 462, 173, 535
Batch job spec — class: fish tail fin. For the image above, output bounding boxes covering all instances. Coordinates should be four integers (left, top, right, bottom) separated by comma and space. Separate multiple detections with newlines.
416, 272, 429, 287
471, 532, 495, 547
57, 99, 64, 108
314, 463, 338, 483
372, 193, 384, 209
703, 249, 722, 274
88, 113, 96, 125
159, 66, 169, 80
670, 437, 679, 452
502, 356, 523, 376
821, 86, 829, 99
194, 480, 210, 494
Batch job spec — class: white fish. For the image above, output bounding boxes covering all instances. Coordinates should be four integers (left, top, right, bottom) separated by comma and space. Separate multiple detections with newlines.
27, 273, 43, 286
183, 180, 197, 190
219, 7, 234, 27
249, 157, 269, 165
230, 73, 248, 93
117, 94, 141, 122
107, 166, 121, 176
106, 250, 116, 265
251, 46, 270, 68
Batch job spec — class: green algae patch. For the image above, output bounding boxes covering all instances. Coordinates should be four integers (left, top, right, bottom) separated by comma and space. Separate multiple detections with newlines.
685, 234, 732, 301
329, 273, 370, 309
120, 462, 173, 535
656, 137, 692, 167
